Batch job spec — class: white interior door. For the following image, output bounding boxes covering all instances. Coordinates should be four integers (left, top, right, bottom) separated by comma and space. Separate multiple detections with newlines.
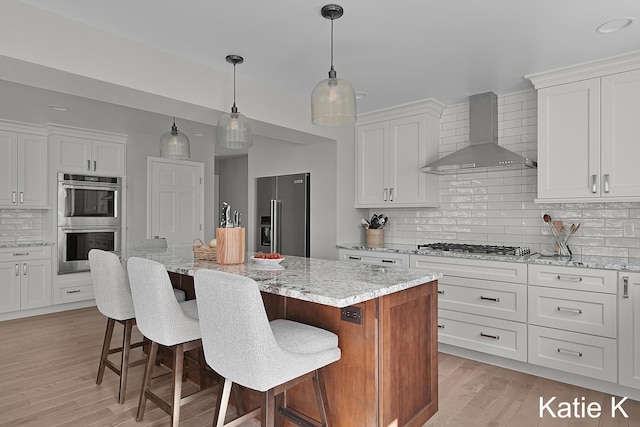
148, 157, 204, 244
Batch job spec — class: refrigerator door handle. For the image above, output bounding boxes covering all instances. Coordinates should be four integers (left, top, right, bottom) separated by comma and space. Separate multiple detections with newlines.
270, 199, 281, 254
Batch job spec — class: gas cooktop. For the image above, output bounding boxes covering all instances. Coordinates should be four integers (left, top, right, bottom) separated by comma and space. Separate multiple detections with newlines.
417, 242, 532, 257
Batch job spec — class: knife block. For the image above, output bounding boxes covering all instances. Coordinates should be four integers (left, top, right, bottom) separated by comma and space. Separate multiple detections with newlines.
216, 228, 245, 264
365, 229, 384, 248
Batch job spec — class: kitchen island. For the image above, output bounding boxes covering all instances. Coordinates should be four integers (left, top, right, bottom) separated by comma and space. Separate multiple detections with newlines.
127, 244, 442, 427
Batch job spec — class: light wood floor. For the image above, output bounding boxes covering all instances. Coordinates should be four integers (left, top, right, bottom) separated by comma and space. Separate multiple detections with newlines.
0, 307, 638, 427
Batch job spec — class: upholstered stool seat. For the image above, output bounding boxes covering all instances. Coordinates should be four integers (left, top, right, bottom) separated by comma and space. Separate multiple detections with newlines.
194, 269, 341, 427
127, 257, 211, 426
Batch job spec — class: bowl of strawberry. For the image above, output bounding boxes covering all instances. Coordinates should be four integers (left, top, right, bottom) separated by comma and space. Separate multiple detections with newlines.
251, 252, 285, 265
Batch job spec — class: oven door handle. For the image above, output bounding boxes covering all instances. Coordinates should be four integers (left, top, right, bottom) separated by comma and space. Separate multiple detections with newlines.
60, 227, 120, 233
60, 183, 119, 192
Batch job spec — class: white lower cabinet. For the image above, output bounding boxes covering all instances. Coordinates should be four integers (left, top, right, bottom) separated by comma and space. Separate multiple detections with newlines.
338, 249, 409, 267
527, 264, 617, 383
0, 246, 52, 314
618, 272, 640, 389
528, 325, 617, 383
439, 309, 528, 362
410, 255, 528, 362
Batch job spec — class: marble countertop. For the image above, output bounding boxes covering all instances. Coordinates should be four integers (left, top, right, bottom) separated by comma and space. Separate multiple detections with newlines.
337, 243, 640, 272
126, 244, 442, 308
0, 241, 54, 248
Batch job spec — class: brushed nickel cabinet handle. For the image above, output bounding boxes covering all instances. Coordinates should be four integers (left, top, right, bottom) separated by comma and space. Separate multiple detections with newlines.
19, 192, 24, 204
381, 259, 396, 264
93, 160, 97, 171
13, 252, 28, 256
23, 263, 27, 275
557, 306, 582, 314
383, 188, 388, 202
12, 191, 16, 204
480, 332, 500, 340
14, 263, 19, 276
592, 174, 597, 193
557, 348, 582, 357
604, 174, 610, 193
623, 276, 629, 299
480, 296, 500, 302
389, 187, 394, 202
348, 256, 361, 260
437, 290, 445, 295
87, 160, 91, 171
438, 324, 445, 329
556, 275, 582, 282
66, 289, 81, 294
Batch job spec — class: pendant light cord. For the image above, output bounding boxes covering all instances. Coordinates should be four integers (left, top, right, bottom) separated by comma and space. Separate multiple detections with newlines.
330, 18, 335, 72
231, 62, 238, 113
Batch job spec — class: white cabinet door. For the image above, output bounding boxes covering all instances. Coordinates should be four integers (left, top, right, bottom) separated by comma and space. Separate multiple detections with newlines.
388, 114, 434, 206
619, 272, 640, 389
601, 69, 640, 198
17, 133, 48, 207
92, 140, 125, 176
21, 259, 52, 310
0, 130, 18, 206
55, 135, 92, 173
355, 122, 388, 206
537, 79, 600, 200
0, 262, 21, 314
54, 135, 125, 176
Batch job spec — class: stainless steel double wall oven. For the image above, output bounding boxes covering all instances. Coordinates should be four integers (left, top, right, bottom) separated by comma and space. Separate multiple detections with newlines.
57, 173, 122, 274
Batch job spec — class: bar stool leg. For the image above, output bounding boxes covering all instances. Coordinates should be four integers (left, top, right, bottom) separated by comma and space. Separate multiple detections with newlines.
96, 318, 115, 385
312, 370, 329, 426
172, 343, 185, 426
118, 319, 134, 404
137, 341, 158, 421
262, 388, 277, 427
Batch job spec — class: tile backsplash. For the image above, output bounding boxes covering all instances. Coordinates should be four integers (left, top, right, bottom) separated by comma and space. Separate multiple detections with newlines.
376, 89, 640, 262
0, 209, 44, 243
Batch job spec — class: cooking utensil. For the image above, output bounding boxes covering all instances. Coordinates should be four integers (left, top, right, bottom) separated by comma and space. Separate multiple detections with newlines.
543, 214, 569, 255
361, 218, 370, 229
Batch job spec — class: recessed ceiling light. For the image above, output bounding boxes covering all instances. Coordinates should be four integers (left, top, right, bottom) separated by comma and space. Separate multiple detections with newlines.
193, 132, 205, 137
355, 91, 368, 99
596, 17, 635, 34
48, 104, 68, 111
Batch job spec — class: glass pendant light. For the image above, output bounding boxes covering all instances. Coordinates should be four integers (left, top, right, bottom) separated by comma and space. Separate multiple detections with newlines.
311, 4, 356, 127
159, 117, 190, 159
216, 55, 253, 149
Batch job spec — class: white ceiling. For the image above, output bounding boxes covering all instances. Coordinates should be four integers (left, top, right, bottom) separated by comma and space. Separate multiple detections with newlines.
7, 0, 640, 152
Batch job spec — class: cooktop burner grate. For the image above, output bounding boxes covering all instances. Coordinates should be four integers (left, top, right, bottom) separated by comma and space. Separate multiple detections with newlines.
417, 242, 532, 256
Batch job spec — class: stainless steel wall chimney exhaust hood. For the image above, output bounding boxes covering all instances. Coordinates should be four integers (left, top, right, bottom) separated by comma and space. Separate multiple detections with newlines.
421, 92, 537, 174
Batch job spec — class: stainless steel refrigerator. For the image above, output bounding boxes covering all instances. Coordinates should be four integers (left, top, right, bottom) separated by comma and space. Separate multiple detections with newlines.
256, 173, 310, 257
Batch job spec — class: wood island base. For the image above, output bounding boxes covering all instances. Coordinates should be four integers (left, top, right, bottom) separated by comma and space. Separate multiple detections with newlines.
171, 272, 438, 427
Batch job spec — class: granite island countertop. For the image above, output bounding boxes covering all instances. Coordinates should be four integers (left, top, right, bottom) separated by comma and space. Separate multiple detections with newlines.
337, 243, 640, 272
126, 244, 442, 308
0, 241, 54, 249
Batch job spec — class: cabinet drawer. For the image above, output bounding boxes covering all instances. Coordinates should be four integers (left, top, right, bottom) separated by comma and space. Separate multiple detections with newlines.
528, 264, 616, 293
528, 286, 616, 338
438, 277, 527, 322
528, 325, 617, 383
411, 255, 527, 284
339, 250, 409, 267
0, 246, 51, 262
55, 284, 94, 304
438, 309, 527, 362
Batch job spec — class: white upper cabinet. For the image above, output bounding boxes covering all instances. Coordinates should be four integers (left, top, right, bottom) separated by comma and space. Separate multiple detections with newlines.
355, 99, 444, 208
0, 127, 48, 209
527, 51, 640, 202
52, 129, 126, 176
